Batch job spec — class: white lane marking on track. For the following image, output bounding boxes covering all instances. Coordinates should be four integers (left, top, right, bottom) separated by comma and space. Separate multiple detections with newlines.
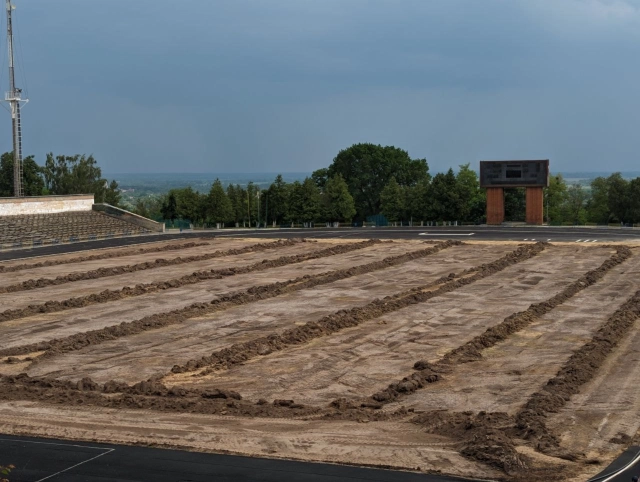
0, 438, 114, 482
419, 233, 475, 236
35, 449, 114, 482
36, 449, 115, 482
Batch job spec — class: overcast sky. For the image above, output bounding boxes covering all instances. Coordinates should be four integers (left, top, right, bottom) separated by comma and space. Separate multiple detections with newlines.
2, 0, 640, 174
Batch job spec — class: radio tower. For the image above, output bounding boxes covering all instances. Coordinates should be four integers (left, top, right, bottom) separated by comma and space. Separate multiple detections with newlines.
5, 0, 27, 197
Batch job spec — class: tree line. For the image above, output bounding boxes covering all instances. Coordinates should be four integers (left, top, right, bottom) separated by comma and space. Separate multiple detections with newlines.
135, 174, 356, 227
135, 144, 640, 227
3, 144, 639, 226
0, 152, 121, 205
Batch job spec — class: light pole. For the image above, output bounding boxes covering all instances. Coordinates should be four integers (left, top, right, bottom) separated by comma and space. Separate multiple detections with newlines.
256, 190, 261, 228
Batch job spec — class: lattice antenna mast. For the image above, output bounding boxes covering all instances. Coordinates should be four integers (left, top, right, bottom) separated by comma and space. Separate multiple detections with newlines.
5, 0, 27, 197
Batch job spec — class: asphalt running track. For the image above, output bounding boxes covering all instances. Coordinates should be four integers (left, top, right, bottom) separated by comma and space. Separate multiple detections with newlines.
2, 225, 640, 262
587, 445, 640, 481
0, 435, 479, 482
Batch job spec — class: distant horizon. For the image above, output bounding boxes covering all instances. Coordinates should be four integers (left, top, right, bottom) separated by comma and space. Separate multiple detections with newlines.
105, 170, 640, 177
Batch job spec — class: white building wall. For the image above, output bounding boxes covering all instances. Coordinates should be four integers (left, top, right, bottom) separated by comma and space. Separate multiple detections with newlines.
0, 195, 95, 216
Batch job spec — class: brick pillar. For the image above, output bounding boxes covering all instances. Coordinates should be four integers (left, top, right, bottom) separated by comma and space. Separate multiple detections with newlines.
486, 187, 504, 225
525, 187, 544, 225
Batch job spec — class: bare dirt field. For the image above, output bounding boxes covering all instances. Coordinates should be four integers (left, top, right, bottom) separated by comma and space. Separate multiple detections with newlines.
1, 237, 639, 481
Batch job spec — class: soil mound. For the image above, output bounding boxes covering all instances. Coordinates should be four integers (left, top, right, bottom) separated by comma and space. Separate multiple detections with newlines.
0, 239, 304, 294
0, 240, 210, 273
0, 239, 378, 325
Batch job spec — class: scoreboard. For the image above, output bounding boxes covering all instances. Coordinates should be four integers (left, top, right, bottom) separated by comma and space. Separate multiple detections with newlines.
479, 160, 549, 188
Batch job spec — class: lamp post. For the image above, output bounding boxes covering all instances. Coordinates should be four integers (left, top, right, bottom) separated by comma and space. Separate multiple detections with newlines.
256, 190, 261, 228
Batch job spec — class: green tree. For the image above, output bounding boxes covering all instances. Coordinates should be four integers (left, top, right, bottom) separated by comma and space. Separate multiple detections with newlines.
0, 152, 46, 196
563, 184, 588, 224
428, 169, 460, 221
326, 143, 429, 218
586, 176, 611, 224
544, 174, 568, 224
227, 184, 248, 226
380, 176, 405, 223
289, 178, 321, 223
169, 187, 203, 225
504, 188, 526, 222
104, 180, 122, 207
607, 173, 629, 223
455, 163, 483, 222
627, 178, 640, 224
266, 174, 290, 225
161, 192, 178, 226
246, 182, 260, 226
43, 153, 113, 200
311, 168, 329, 190
323, 174, 356, 222
133, 198, 150, 218
206, 179, 233, 225
405, 179, 430, 223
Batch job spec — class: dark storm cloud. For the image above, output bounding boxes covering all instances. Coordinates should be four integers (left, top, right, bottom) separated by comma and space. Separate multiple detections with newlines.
3, 0, 640, 173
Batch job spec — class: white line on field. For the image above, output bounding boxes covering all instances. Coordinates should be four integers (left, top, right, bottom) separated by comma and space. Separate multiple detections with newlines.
419, 233, 475, 236
35, 449, 114, 481
0, 438, 114, 481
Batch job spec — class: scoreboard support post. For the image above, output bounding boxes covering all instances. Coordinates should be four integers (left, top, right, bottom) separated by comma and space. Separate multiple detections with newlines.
486, 187, 505, 225
525, 187, 544, 225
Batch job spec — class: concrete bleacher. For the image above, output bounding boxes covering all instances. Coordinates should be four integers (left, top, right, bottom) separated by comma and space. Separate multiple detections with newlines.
0, 210, 153, 248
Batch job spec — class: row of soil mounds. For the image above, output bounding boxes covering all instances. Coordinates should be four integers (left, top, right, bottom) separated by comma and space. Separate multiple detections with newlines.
0, 373, 411, 422
0, 239, 305, 293
364, 245, 631, 408
514, 287, 640, 455
170, 241, 539, 375
1, 240, 456, 359
0, 240, 210, 273
0, 239, 379, 325
398, 247, 635, 479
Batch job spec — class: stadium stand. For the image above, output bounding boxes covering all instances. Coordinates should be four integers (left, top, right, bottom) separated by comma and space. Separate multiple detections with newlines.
0, 210, 152, 248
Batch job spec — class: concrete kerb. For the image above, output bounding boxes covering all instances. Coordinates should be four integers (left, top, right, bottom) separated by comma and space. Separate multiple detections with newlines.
92, 204, 165, 233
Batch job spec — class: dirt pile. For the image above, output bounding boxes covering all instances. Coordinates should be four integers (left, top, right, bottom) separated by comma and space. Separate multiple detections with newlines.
170, 241, 538, 376
0, 239, 379, 325
0, 372, 417, 422
0, 239, 305, 294
515, 287, 640, 453
412, 411, 527, 474
0, 373, 323, 418
0, 240, 453, 359
0, 240, 210, 273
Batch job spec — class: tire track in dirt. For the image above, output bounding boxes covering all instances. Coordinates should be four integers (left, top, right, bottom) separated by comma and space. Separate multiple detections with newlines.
0, 239, 305, 294
169, 242, 546, 376
363, 246, 631, 408
0, 240, 210, 273
0, 241, 455, 359
0, 239, 378, 325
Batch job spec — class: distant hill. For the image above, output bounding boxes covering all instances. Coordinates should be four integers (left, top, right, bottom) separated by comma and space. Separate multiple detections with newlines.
106, 172, 310, 194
